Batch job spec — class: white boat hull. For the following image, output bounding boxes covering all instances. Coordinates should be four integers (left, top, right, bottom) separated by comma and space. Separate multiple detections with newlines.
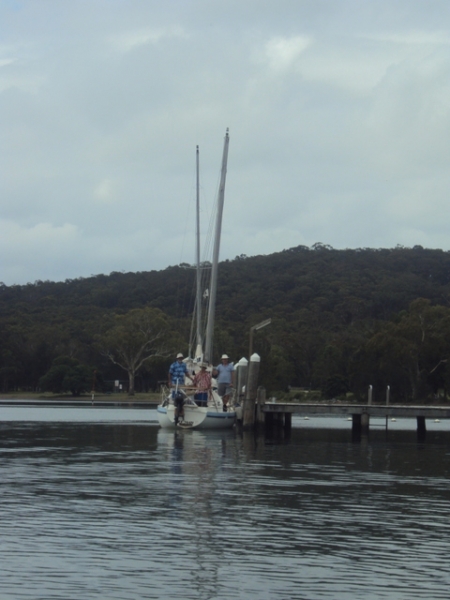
157, 404, 236, 430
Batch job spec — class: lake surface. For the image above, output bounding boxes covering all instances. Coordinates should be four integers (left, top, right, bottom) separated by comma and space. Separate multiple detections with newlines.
1, 407, 450, 599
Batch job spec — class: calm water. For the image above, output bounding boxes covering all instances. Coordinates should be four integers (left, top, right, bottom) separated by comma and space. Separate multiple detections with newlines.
1, 407, 450, 599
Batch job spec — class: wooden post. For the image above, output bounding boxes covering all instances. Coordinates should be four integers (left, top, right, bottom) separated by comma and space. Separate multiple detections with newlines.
352, 413, 362, 441
417, 416, 426, 441
385, 385, 390, 431
284, 412, 292, 433
352, 413, 369, 440
274, 412, 284, 426
363, 385, 372, 436
256, 386, 266, 425
265, 411, 274, 432
243, 353, 260, 429
361, 412, 370, 433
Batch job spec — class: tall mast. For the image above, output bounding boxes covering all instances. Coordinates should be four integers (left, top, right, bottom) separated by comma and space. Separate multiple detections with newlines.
204, 129, 230, 364
195, 145, 202, 356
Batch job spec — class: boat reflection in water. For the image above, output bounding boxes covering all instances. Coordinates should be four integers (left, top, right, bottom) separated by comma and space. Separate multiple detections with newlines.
157, 428, 240, 599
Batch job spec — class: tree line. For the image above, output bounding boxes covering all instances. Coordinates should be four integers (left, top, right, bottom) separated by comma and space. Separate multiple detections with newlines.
2, 244, 450, 402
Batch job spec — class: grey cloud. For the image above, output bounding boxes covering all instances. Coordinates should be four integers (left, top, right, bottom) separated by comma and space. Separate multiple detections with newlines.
1, 0, 450, 284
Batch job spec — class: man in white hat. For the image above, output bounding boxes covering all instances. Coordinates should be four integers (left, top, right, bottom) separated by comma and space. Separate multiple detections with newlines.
168, 353, 188, 424
168, 353, 188, 388
213, 354, 235, 411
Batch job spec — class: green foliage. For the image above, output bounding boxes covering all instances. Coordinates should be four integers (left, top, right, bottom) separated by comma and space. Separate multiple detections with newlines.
97, 307, 174, 395
361, 299, 450, 402
262, 344, 295, 391
39, 356, 94, 396
322, 374, 349, 399
273, 389, 323, 402
2, 245, 450, 400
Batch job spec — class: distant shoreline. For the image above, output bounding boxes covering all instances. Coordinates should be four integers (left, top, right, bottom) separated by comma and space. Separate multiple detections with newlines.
0, 392, 160, 407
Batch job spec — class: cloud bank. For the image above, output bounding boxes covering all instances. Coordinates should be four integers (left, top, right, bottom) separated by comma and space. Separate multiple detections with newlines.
1, 0, 450, 284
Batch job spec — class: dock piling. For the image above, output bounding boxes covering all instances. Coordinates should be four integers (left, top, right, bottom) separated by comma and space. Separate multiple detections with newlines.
417, 416, 426, 441
242, 353, 260, 429
235, 357, 248, 406
256, 386, 266, 425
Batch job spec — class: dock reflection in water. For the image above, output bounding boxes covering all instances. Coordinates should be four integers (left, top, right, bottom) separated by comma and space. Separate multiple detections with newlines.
0, 409, 449, 599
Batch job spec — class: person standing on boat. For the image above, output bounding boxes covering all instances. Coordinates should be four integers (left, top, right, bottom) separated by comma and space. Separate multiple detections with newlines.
213, 354, 235, 411
168, 353, 188, 424
168, 353, 188, 389
192, 363, 211, 407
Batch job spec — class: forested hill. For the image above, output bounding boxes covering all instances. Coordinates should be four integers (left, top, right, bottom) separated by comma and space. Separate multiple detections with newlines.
2, 244, 450, 319
2, 244, 450, 401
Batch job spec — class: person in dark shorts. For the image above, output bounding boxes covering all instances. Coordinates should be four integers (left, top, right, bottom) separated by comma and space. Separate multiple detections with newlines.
168, 353, 188, 424
192, 363, 211, 407
213, 354, 235, 411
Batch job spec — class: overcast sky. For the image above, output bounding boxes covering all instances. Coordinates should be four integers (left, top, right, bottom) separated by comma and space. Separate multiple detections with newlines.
1, 0, 450, 285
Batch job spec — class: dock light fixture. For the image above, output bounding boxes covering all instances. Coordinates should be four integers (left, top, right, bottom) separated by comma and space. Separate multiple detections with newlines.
249, 318, 272, 360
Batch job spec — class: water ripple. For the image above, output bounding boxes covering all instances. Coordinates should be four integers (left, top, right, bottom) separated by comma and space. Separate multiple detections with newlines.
0, 416, 450, 599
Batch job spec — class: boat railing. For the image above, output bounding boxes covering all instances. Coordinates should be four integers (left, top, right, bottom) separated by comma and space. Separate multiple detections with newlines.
208, 389, 222, 411
183, 397, 200, 408
160, 384, 203, 407
229, 387, 237, 407
160, 384, 170, 407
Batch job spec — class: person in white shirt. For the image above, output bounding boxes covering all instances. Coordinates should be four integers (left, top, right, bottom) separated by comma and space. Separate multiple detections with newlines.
213, 354, 235, 411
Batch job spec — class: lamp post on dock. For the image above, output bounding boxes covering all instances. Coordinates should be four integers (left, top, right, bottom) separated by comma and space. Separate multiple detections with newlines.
249, 318, 271, 359
242, 318, 271, 430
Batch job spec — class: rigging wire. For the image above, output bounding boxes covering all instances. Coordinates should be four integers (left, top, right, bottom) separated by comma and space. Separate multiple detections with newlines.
171, 142, 225, 360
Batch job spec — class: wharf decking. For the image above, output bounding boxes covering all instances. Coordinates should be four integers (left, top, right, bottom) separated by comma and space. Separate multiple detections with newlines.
261, 402, 450, 439
263, 402, 450, 419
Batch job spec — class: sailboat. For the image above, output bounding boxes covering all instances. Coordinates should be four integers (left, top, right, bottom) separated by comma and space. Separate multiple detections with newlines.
157, 129, 237, 429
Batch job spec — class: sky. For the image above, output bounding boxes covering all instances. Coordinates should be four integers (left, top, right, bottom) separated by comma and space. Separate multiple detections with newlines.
1, 0, 450, 285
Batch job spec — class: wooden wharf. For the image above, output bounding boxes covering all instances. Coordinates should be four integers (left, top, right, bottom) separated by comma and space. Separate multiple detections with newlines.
239, 354, 449, 439
259, 401, 450, 440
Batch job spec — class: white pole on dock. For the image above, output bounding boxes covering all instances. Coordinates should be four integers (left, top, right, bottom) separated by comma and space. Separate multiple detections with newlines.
243, 353, 260, 429
235, 357, 248, 415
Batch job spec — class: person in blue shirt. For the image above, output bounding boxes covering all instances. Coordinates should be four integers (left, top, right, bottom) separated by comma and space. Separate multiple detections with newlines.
213, 354, 235, 411
168, 353, 188, 425
168, 353, 188, 387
